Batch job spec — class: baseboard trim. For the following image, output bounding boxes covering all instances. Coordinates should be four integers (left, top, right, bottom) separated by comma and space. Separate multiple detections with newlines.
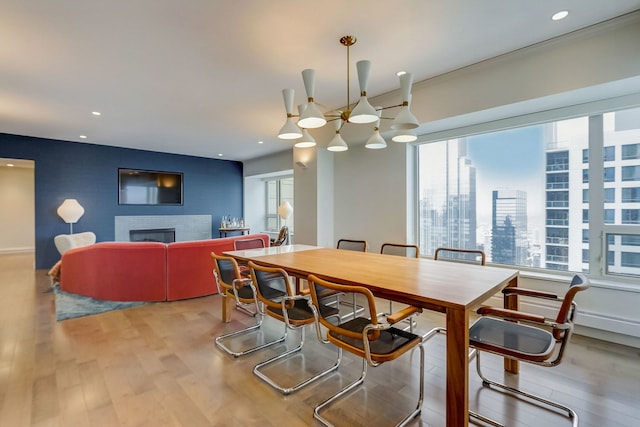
0, 247, 34, 254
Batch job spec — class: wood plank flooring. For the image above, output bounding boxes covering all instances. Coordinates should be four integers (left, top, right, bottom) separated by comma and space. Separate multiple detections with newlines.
1, 252, 638, 426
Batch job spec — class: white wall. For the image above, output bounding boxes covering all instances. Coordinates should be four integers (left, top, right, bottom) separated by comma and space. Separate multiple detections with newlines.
0, 164, 35, 253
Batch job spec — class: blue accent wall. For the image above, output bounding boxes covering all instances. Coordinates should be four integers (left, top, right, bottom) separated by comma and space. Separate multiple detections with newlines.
0, 133, 244, 269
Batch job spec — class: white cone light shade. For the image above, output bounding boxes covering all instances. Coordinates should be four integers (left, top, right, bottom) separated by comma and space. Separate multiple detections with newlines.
294, 128, 317, 148
349, 61, 378, 124
327, 119, 348, 152
392, 128, 417, 142
278, 118, 302, 139
298, 69, 326, 128
278, 89, 303, 139
365, 129, 386, 149
277, 201, 293, 220
391, 73, 419, 130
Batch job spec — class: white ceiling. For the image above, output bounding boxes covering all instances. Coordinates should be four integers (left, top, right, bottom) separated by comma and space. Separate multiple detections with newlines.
1, 1, 639, 162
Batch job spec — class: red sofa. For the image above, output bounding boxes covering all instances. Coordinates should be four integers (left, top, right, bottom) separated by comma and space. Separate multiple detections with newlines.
59, 233, 270, 302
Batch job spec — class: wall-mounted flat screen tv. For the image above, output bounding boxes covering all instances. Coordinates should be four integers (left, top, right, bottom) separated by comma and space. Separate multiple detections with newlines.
118, 168, 183, 205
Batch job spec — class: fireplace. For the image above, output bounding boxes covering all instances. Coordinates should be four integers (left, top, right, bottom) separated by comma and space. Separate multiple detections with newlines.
129, 228, 176, 243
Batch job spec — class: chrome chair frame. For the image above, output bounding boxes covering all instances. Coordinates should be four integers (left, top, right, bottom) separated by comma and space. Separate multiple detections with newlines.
467, 273, 590, 427
307, 274, 425, 427
212, 253, 286, 358
249, 262, 342, 395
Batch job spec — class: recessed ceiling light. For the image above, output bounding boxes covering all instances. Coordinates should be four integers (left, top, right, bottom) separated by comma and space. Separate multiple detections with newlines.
258, 140, 264, 144
552, 10, 569, 21
91, 111, 101, 116
7, 163, 14, 167
79, 135, 87, 139
218, 153, 223, 157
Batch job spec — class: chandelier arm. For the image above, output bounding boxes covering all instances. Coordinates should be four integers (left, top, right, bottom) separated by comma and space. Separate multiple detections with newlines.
346, 42, 351, 112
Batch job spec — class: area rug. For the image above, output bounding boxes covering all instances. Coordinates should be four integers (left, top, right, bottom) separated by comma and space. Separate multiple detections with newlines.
52, 284, 146, 321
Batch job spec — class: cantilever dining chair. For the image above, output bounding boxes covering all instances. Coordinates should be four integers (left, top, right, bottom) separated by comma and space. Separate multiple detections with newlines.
211, 253, 284, 358
468, 273, 590, 427
424, 246, 488, 340
249, 262, 341, 395
307, 274, 425, 427
335, 239, 368, 319
233, 237, 266, 250
271, 225, 289, 246
380, 242, 420, 330
434, 246, 486, 265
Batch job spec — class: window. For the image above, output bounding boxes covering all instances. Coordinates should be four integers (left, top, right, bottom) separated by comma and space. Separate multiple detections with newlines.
604, 188, 615, 203
604, 167, 615, 182
622, 187, 640, 202
604, 146, 615, 162
622, 252, 640, 268
418, 107, 640, 280
622, 143, 640, 160
622, 166, 640, 181
622, 209, 640, 224
265, 176, 294, 233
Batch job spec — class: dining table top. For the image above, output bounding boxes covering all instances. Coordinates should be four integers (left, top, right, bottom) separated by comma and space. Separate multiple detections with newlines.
223, 244, 519, 312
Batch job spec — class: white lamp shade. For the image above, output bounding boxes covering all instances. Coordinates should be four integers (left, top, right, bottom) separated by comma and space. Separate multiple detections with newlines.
391, 105, 419, 130
294, 128, 317, 148
349, 60, 378, 124
392, 128, 418, 142
365, 129, 387, 149
278, 117, 303, 139
277, 201, 293, 220
57, 199, 85, 223
327, 133, 348, 152
298, 69, 326, 129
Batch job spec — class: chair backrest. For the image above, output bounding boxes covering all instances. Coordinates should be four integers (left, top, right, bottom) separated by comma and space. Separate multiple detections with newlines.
272, 226, 289, 247
554, 273, 590, 339
380, 242, 419, 258
54, 231, 96, 255
210, 252, 241, 293
247, 261, 291, 309
336, 239, 368, 252
307, 274, 379, 340
434, 247, 486, 265
234, 237, 266, 250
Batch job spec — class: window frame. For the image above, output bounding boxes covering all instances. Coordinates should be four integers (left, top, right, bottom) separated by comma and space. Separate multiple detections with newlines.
415, 101, 640, 284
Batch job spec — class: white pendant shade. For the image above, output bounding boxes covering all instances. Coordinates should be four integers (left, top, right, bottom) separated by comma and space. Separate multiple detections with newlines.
298, 69, 326, 128
365, 129, 386, 149
278, 117, 302, 139
349, 61, 378, 124
392, 128, 417, 142
294, 128, 317, 148
327, 119, 348, 152
278, 89, 303, 139
391, 73, 419, 130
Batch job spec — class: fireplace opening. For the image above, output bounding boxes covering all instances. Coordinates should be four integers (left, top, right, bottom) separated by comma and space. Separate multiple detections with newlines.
129, 228, 176, 243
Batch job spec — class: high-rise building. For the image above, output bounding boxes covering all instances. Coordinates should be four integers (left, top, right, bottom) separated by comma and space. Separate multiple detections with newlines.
419, 138, 477, 256
491, 189, 528, 265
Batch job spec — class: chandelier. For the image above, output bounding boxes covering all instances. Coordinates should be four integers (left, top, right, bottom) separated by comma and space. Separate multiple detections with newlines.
277, 35, 419, 151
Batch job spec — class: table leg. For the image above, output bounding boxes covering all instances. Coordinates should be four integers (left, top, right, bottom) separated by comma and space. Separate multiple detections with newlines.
446, 308, 469, 427
504, 275, 519, 373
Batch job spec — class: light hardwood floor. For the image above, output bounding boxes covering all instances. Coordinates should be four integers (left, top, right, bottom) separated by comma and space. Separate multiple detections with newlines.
1, 252, 638, 426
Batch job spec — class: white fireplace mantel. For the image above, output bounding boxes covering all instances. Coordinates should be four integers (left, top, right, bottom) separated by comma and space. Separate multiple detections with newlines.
114, 215, 212, 242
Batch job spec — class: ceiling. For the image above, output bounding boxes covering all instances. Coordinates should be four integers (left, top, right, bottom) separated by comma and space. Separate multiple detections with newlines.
2, 1, 640, 162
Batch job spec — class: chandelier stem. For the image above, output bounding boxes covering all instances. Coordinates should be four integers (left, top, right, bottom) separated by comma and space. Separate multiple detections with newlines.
346, 42, 350, 112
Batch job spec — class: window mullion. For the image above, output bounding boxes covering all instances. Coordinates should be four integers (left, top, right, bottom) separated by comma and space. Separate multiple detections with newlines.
588, 115, 605, 278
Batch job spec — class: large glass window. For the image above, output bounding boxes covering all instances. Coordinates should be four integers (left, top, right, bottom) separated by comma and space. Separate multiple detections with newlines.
265, 176, 294, 233
418, 107, 640, 279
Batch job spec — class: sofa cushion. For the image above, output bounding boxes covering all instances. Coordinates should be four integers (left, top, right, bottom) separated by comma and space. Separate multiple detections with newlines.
54, 232, 97, 255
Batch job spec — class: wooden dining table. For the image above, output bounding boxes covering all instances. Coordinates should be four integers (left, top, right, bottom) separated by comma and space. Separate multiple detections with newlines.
223, 244, 519, 427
